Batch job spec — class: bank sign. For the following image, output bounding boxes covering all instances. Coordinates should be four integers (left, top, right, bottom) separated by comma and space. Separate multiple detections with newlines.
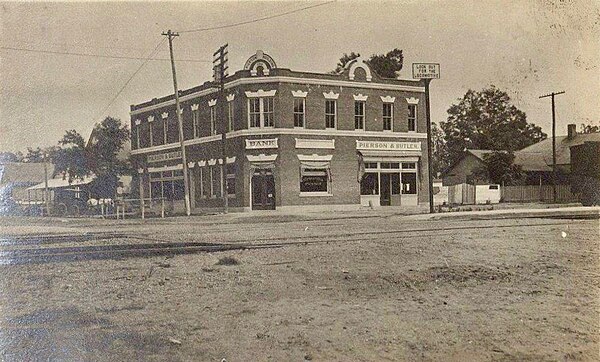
245, 138, 278, 149
356, 141, 421, 151
148, 151, 182, 163
412, 63, 440, 79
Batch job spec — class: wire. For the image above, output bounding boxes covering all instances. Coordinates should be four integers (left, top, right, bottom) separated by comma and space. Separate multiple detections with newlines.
93, 37, 167, 122
178, 1, 336, 33
0, 46, 211, 63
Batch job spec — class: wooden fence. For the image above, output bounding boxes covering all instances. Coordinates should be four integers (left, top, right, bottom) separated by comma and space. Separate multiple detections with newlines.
500, 184, 578, 203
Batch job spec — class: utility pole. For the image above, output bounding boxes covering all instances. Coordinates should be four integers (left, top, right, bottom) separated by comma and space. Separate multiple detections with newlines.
213, 44, 229, 213
412, 62, 440, 214
539, 91, 565, 203
424, 78, 434, 213
163, 30, 191, 216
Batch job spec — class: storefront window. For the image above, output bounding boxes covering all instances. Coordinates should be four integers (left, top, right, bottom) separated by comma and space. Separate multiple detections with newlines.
360, 173, 379, 195
226, 164, 236, 196
401, 172, 417, 194
300, 168, 329, 193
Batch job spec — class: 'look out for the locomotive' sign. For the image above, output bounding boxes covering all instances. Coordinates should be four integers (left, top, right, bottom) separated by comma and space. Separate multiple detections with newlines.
412, 63, 440, 79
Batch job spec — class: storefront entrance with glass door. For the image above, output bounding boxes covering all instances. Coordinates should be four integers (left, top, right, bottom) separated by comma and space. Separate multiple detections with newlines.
360, 161, 418, 207
251, 168, 276, 210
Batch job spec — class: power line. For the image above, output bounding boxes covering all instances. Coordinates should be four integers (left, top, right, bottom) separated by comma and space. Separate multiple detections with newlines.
0, 46, 211, 63
93, 38, 167, 122
178, 1, 336, 33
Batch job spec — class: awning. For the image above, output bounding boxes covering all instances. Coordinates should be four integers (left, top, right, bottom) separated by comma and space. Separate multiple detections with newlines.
27, 175, 95, 190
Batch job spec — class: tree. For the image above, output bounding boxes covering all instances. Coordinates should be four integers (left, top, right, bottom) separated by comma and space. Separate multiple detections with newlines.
22, 146, 59, 163
86, 117, 130, 198
332, 48, 404, 78
440, 86, 546, 167
431, 122, 450, 177
472, 151, 523, 185
0, 152, 21, 163
53, 130, 88, 183
580, 123, 599, 134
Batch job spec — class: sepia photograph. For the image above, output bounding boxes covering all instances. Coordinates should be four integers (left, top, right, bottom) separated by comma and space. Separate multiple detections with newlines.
1, 0, 599, 360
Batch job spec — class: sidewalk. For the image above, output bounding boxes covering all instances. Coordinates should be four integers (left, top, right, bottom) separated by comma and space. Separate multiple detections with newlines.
408, 205, 600, 221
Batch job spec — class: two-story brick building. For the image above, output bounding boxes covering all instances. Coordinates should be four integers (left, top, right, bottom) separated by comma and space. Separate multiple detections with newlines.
130, 51, 431, 212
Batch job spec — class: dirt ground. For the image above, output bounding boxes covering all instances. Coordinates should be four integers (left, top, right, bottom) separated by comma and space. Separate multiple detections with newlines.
0, 213, 598, 361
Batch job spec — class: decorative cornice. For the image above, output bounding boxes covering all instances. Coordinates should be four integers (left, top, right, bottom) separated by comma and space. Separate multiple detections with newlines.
380, 96, 396, 103
246, 154, 278, 163
323, 91, 339, 100
226, 94, 235, 102
198, 160, 207, 167
353, 94, 368, 101
161, 112, 169, 119
292, 90, 308, 98
148, 115, 155, 123
188, 162, 195, 168
208, 99, 217, 107
348, 58, 373, 82
298, 154, 334, 162
134, 119, 141, 126
245, 89, 277, 98
191, 103, 199, 111
406, 97, 420, 105
208, 159, 217, 166
226, 156, 236, 164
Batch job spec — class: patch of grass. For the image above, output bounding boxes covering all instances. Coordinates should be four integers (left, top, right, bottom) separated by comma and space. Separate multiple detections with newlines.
216, 256, 239, 266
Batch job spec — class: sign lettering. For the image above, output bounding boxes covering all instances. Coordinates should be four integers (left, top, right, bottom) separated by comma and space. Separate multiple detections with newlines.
148, 151, 182, 163
356, 141, 422, 151
412, 63, 441, 79
245, 138, 278, 149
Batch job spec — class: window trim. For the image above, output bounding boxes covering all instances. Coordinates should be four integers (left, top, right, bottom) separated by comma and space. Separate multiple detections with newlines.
325, 99, 336, 129
247, 97, 275, 128
210, 105, 217, 135
383, 102, 394, 132
354, 100, 366, 130
408, 104, 417, 132
293, 97, 306, 128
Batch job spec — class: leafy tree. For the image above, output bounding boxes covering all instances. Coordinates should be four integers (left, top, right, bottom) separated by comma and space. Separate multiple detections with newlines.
471, 151, 523, 185
53, 130, 88, 183
431, 122, 450, 177
332, 49, 404, 78
580, 123, 599, 134
86, 117, 130, 198
22, 146, 59, 163
0, 151, 22, 163
440, 86, 546, 167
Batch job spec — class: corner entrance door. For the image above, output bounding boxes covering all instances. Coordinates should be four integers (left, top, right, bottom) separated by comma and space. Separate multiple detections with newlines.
252, 169, 276, 210
380, 173, 391, 206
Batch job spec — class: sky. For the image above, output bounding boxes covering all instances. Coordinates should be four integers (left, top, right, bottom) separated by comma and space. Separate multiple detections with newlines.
1, 0, 598, 153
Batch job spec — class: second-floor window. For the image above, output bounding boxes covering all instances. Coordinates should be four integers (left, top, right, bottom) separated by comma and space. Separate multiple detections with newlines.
210, 106, 217, 135
248, 97, 274, 128
135, 126, 140, 149
293, 98, 305, 128
383, 103, 393, 131
408, 104, 417, 132
163, 118, 168, 144
149, 122, 154, 147
325, 100, 336, 129
355, 101, 365, 130
192, 109, 200, 138
228, 101, 234, 132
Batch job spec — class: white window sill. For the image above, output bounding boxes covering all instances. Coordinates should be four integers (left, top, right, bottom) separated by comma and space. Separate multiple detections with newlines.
325, 127, 336, 131
407, 130, 417, 133
299, 192, 333, 197
383, 130, 393, 133
294, 126, 305, 129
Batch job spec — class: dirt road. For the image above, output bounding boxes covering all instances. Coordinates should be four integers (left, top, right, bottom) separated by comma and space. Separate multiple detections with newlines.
0, 214, 598, 361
